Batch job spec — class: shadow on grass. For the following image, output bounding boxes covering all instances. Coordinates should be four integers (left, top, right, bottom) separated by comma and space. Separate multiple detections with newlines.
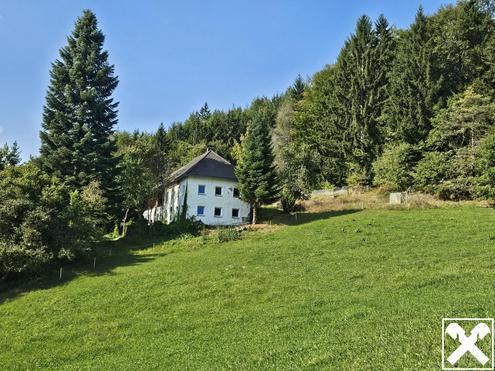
0, 230, 177, 305
259, 207, 362, 226
0, 209, 360, 304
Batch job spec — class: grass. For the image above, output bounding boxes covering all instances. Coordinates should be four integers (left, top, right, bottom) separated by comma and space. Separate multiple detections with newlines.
1, 205, 495, 369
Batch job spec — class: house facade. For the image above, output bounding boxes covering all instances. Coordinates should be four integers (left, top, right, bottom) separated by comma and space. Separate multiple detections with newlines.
159, 149, 250, 226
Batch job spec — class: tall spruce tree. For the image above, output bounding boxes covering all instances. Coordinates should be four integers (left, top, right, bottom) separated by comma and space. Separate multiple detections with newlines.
235, 109, 278, 224
384, 7, 439, 144
291, 61, 349, 185
40, 10, 119, 205
332, 15, 393, 183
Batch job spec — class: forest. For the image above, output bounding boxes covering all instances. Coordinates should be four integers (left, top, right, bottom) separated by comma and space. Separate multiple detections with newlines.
1, 0, 494, 280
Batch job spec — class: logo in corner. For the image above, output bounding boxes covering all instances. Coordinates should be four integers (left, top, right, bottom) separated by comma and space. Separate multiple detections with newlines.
442, 318, 494, 370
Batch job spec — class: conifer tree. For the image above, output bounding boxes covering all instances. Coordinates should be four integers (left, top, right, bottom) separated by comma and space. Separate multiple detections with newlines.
235, 109, 278, 224
332, 15, 393, 182
0, 142, 20, 170
288, 74, 306, 101
384, 7, 439, 144
39, 10, 119, 202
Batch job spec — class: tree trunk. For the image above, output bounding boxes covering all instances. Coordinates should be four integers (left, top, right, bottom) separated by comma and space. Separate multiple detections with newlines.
121, 208, 129, 236
252, 204, 257, 225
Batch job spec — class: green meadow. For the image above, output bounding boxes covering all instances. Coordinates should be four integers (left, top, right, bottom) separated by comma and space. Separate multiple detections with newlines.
1, 206, 495, 369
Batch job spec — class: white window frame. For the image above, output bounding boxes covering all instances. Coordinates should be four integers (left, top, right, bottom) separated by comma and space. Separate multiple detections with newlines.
215, 186, 222, 197
198, 184, 206, 195
197, 206, 205, 216
233, 187, 240, 198
232, 208, 240, 218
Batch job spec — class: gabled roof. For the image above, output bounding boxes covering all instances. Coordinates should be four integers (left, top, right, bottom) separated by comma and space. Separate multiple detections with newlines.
166, 149, 237, 184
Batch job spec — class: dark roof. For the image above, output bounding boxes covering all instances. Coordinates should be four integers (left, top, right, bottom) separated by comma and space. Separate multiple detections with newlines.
166, 149, 237, 184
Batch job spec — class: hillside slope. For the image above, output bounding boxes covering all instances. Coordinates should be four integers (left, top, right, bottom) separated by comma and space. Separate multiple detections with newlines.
1, 207, 495, 369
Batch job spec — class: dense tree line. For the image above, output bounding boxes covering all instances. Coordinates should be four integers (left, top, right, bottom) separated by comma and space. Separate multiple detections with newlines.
2, 1, 495, 279
291, 0, 495, 200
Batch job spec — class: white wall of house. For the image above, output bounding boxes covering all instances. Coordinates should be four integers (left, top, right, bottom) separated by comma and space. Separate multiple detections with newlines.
163, 176, 250, 226
164, 181, 184, 224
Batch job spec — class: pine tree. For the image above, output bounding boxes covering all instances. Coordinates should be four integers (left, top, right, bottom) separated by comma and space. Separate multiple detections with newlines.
39, 10, 119, 202
235, 109, 278, 224
384, 7, 439, 144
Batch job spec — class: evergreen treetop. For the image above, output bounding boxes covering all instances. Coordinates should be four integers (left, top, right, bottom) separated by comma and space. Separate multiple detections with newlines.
40, 10, 119, 197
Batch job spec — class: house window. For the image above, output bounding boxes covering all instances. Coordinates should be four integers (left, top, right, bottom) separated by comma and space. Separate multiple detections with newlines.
215, 186, 222, 196
214, 207, 222, 217
197, 206, 205, 216
232, 208, 239, 218
198, 185, 206, 195
233, 187, 239, 198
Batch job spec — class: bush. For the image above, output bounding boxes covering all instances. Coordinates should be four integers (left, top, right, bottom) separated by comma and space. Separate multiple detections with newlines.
414, 148, 478, 200
475, 132, 495, 198
0, 163, 111, 280
346, 168, 368, 188
217, 228, 241, 243
0, 243, 51, 280
373, 143, 420, 191
414, 151, 452, 195
280, 189, 297, 214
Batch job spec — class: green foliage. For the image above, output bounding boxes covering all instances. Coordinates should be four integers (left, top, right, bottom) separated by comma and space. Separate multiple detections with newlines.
414, 148, 478, 200
0, 142, 20, 170
428, 87, 495, 150
475, 130, 495, 198
414, 151, 452, 195
384, 7, 439, 144
293, 15, 394, 185
114, 131, 164, 220
0, 162, 107, 279
292, 65, 348, 185
0, 243, 51, 281
236, 108, 279, 223
332, 15, 394, 181
373, 143, 420, 191
273, 80, 318, 213
430, 1, 494, 102
217, 227, 241, 243
39, 10, 119, 210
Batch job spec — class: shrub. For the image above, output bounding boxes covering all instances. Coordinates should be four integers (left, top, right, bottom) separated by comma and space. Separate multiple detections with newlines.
217, 228, 241, 243
280, 189, 297, 214
346, 168, 368, 189
475, 131, 495, 198
373, 143, 420, 191
414, 148, 478, 200
0, 243, 51, 280
414, 151, 452, 195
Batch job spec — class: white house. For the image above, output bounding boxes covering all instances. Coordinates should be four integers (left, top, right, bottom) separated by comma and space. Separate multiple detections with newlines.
153, 149, 250, 226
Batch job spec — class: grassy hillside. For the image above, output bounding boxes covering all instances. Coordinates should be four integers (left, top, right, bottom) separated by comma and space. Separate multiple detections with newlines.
1, 206, 495, 369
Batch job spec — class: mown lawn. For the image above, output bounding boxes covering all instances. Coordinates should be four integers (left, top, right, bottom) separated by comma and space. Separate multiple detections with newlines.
1, 206, 495, 369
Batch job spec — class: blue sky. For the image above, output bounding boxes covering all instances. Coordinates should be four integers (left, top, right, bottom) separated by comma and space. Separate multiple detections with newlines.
0, 0, 454, 160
